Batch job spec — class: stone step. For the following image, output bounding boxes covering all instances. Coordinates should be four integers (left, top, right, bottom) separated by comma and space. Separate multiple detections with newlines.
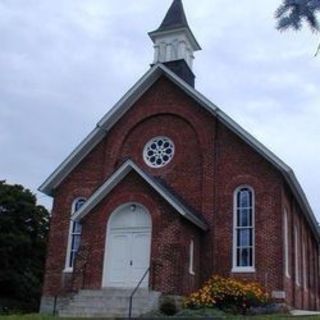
59, 311, 140, 318
78, 288, 151, 298
68, 302, 152, 309
60, 309, 143, 316
60, 307, 144, 316
64, 303, 149, 311
59, 289, 161, 318
71, 296, 156, 304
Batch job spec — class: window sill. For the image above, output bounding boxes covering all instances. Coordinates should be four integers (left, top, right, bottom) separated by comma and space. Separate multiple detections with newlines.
231, 267, 256, 273
189, 270, 196, 276
63, 268, 74, 273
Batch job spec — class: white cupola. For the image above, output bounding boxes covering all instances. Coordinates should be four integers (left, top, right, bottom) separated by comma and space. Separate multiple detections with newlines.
148, 0, 201, 71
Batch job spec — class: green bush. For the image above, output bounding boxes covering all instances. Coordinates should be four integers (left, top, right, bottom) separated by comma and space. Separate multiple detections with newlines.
159, 297, 178, 316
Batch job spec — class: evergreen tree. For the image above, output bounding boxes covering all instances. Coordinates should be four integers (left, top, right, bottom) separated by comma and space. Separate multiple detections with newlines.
0, 181, 49, 313
275, 0, 320, 31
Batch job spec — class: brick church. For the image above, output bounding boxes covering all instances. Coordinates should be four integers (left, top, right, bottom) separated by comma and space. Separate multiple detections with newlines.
39, 0, 320, 316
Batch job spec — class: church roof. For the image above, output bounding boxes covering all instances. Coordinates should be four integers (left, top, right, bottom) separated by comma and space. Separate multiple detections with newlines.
156, 0, 189, 32
71, 159, 208, 231
39, 63, 320, 241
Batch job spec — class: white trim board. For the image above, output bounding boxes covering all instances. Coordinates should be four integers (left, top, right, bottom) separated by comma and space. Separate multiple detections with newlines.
38, 63, 319, 241
72, 160, 208, 231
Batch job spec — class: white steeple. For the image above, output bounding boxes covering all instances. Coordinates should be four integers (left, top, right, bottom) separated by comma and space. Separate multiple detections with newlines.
148, 0, 201, 71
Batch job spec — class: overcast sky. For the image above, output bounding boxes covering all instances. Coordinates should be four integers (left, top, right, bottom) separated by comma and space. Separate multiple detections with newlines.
0, 0, 319, 219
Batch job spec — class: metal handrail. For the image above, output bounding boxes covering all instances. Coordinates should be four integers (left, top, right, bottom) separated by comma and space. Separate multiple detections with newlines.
128, 267, 150, 319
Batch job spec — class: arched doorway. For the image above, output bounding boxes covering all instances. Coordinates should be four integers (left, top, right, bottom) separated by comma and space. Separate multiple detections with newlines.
102, 203, 152, 288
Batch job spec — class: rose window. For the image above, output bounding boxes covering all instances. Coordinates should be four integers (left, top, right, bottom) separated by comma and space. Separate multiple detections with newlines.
143, 137, 175, 168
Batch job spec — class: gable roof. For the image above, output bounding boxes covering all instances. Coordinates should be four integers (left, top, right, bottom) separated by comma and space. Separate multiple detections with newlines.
71, 159, 208, 231
39, 63, 320, 241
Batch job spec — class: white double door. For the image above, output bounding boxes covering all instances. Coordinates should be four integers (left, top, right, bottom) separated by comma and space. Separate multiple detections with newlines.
104, 230, 151, 288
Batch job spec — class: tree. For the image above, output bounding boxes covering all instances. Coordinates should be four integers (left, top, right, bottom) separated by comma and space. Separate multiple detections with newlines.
275, 0, 320, 31
0, 181, 49, 313
275, 0, 320, 55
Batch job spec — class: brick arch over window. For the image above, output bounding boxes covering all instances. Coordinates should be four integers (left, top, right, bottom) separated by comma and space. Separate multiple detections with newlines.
119, 113, 202, 157
102, 77, 216, 220
118, 114, 203, 212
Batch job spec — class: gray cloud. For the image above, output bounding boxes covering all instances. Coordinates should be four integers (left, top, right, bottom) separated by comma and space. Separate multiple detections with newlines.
0, 0, 319, 218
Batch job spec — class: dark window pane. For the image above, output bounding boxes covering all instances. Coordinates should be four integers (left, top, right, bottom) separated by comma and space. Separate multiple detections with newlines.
240, 248, 250, 267
237, 192, 241, 208
75, 199, 86, 211
72, 221, 82, 233
239, 229, 250, 247
239, 189, 251, 207
72, 234, 81, 252
239, 208, 251, 226
69, 252, 75, 268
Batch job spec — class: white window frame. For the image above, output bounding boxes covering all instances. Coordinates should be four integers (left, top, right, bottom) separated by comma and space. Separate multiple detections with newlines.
302, 240, 307, 290
189, 240, 195, 275
143, 136, 175, 168
294, 225, 300, 286
232, 186, 255, 273
283, 209, 290, 278
64, 198, 86, 273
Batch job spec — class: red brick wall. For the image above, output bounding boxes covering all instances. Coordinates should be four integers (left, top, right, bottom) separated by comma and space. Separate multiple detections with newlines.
42, 75, 319, 309
71, 171, 201, 295
212, 122, 284, 292
281, 184, 320, 310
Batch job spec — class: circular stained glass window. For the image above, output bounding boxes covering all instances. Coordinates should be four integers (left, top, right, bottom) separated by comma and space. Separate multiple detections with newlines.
143, 137, 175, 168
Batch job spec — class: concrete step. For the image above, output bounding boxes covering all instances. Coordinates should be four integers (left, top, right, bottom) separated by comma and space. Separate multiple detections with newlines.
78, 288, 151, 298
291, 310, 320, 316
59, 288, 161, 318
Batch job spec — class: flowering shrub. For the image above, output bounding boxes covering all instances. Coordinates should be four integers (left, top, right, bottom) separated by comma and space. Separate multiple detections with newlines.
184, 275, 269, 314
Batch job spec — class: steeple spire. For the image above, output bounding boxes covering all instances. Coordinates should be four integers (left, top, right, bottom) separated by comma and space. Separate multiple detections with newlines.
157, 0, 189, 32
149, 0, 201, 81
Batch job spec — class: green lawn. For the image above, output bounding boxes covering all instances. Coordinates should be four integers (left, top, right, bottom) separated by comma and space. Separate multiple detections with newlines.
1, 314, 320, 320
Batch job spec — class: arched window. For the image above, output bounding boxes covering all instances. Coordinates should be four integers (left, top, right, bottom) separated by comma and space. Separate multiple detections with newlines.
232, 186, 255, 272
189, 240, 195, 275
294, 225, 300, 286
283, 209, 290, 278
64, 198, 86, 271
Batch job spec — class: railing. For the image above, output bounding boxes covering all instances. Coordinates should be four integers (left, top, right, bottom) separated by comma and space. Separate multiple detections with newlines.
128, 267, 150, 319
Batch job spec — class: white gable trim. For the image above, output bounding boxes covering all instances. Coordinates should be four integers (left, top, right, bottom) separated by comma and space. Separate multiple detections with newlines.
39, 65, 163, 196
39, 63, 319, 240
72, 160, 208, 231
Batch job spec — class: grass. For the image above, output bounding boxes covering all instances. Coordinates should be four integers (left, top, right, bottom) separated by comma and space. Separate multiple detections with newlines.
0, 313, 320, 320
